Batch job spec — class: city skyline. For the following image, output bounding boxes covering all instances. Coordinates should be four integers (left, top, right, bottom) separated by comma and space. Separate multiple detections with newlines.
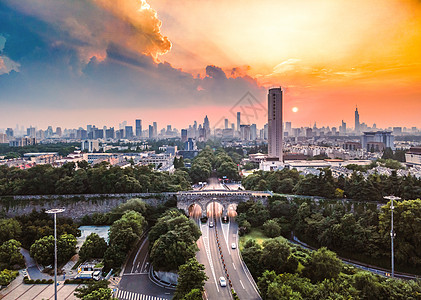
1, 0, 421, 128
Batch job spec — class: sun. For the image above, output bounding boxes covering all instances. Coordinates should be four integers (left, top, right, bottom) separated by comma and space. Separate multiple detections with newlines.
292, 107, 299, 113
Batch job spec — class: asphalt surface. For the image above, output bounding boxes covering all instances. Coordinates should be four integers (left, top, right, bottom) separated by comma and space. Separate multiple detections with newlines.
194, 202, 261, 300
117, 236, 173, 300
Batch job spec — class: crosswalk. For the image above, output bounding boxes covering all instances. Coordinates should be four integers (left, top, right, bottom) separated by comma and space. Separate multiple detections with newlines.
114, 289, 170, 300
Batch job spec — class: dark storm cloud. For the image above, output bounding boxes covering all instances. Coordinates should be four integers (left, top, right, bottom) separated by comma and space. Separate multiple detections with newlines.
0, 1, 265, 110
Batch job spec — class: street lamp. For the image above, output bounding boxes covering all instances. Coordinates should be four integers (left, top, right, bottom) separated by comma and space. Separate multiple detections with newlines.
46, 208, 65, 300
383, 196, 401, 278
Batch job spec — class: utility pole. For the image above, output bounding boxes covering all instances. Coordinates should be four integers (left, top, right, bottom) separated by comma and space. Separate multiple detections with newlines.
46, 208, 65, 300
384, 196, 401, 278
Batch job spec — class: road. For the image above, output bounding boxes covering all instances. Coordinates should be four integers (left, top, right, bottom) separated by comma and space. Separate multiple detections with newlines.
193, 202, 261, 300
116, 235, 173, 300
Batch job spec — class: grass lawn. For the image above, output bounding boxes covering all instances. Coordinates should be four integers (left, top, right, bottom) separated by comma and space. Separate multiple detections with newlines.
239, 228, 270, 250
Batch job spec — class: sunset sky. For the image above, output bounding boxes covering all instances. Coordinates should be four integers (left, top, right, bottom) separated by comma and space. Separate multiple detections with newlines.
0, 0, 420, 129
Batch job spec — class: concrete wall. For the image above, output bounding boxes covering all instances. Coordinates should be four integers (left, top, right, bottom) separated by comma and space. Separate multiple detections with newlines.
0, 194, 172, 220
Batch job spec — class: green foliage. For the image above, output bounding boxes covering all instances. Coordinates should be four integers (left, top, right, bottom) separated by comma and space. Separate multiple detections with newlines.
302, 247, 342, 283
149, 209, 201, 271
0, 239, 25, 270
79, 233, 107, 261
0, 219, 22, 245
29, 234, 77, 266
242, 167, 421, 201
0, 162, 191, 196
82, 288, 114, 300
15, 209, 80, 249
74, 280, 111, 299
379, 199, 421, 266
174, 258, 208, 300
263, 219, 281, 238
104, 210, 146, 270
0, 269, 18, 286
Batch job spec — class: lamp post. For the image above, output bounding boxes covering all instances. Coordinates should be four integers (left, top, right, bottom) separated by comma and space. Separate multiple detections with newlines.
383, 196, 400, 278
46, 208, 65, 300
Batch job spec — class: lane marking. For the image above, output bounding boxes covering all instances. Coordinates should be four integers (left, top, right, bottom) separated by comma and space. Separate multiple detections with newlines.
130, 237, 148, 274
232, 262, 236, 270
239, 280, 245, 289
201, 223, 219, 292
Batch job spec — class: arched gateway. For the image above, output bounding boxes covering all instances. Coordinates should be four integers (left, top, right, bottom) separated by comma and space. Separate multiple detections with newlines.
176, 190, 269, 217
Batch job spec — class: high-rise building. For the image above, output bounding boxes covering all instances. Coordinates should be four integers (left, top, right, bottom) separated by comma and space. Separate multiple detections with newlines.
355, 106, 360, 133
237, 112, 241, 132
56, 127, 62, 137
27, 127, 36, 138
106, 128, 115, 139
135, 119, 142, 137
181, 129, 188, 143
6, 128, 13, 138
285, 122, 292, 134
149, 125, 154, 139
250, 124, 257, 140
153, 122, 158, 137
224, 119, 229, 129
125, 126, 134, 138
340, 120, 347, 135
268, 87, 283, 161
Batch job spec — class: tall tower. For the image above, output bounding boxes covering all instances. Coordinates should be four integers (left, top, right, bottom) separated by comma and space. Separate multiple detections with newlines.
237, 112, 241, 132
135, 119, 142, 137
268, 87, 283, 161
355, 106, 360, 133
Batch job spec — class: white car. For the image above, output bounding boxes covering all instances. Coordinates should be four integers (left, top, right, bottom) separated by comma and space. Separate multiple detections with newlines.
209, 221, 214, 228
219, 276, 227, 287
231, 243, 237, 249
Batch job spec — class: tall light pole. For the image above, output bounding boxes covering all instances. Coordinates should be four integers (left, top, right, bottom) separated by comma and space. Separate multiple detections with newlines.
46, 208, 65, 300
384, 196, 400, 278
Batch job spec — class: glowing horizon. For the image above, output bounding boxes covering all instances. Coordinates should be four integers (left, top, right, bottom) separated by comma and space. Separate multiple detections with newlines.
0, 0, 420, 129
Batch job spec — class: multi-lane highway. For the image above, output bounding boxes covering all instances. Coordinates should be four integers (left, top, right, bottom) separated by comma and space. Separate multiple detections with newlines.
192, 200, 261, 300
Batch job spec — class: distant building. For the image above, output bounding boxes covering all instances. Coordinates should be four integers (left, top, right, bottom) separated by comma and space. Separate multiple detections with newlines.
149, 125, 154, 139
0, 133, 8, 144
9, 137, 37, 147
81, 140, 100, 153
153, 122, 158, 138
181, 129, 188, 143
361, 131, 394, 151
406, 147, 421, 167
240, 125, 251, 141
343, 141, 362, 151
237, 112, 241, 133
6, 128, 13, 138
224, 119, 229, 129
56, 127, 62, 137
135, 119, 142, 137
355, 106, 360, 133
27, 127, 36, 138
125, 126, 134, 139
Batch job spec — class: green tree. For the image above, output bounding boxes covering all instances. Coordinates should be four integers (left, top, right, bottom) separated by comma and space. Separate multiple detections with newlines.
0, 269, 18, 286
0, 219, 22, 245
82, 288, 114, 300
260, 239, 291, 274
174, 258, 208, 299
79, 233, 107, 261
30, 234, 77, 266
0, 239, 25, 270
75, 280, 110, 298
182, 288, 202, 300
303, 247, 342, 282
263, 220, 282, 238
